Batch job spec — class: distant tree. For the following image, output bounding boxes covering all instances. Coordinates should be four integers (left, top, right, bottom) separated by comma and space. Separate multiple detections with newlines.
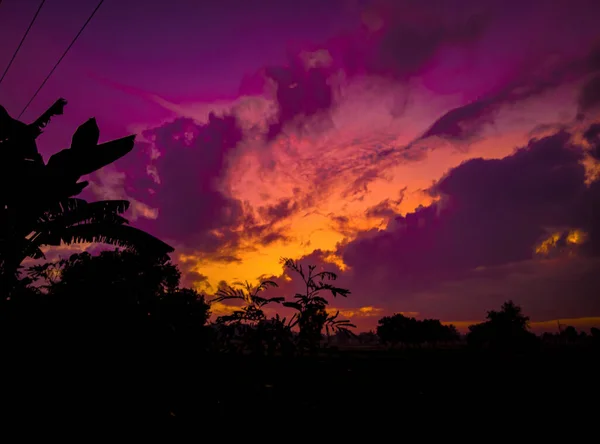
418, 319, 460, 345
467, 300, 539, 351
357, 331, 378, 345
561, 326, 580, 343
591, 327, 600, 347
377, 314, 459, 346
377, 313, 414, 346
281, 258, 356, 353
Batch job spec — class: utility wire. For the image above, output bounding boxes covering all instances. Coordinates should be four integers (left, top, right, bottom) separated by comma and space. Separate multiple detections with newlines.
18, 0, 105, 119
0, 0, 47, 86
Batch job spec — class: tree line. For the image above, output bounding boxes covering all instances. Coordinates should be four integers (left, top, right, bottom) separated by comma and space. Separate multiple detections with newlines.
3, 248, 597, 356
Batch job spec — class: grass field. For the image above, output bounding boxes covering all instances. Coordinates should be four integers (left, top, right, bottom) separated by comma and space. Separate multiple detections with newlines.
168, 345, 599, 419
2, 344, 597, 420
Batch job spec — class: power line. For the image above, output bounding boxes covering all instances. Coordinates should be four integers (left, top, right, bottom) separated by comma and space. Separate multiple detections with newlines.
18, 0, 105, 119
0, 0, 47, 86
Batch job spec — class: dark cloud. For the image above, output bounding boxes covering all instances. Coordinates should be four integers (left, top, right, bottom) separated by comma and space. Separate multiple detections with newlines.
258, 198, 299, 223
578, 74, 600, 115
332, 0, 491, 80
127, 113, 243, 245
419, 42, 600, 142
265, 53, 335, 140
107, 113, 292, 268
246, 0, 494, 140
407, 257, 600, 321
329, 131, 599, 312
420, 99, 494, 141
583, 123, 600, 160
365, 191, 404, 220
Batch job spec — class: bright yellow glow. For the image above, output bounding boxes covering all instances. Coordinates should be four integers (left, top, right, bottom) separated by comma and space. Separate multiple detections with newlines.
535, 232, 562, 255
330, 306, 384, 318
535, 229, 588, 256
566, 229, 587, 245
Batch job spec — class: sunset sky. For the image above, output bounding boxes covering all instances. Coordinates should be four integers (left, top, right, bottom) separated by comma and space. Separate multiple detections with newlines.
1, 0, 600, 331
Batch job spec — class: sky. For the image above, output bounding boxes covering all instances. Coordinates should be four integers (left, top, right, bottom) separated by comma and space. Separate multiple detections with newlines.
2, 0, 600, 332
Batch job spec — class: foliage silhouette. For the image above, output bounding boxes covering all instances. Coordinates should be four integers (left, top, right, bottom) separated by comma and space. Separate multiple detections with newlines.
467, 300, 539, 352
210, 279, 290, 354
280, 257, 356, 352
0, 99, 173, 296
1, 248, 212, 419
21, 249, 208, 344
212, 279, 282, 325
376, 313, 459, 346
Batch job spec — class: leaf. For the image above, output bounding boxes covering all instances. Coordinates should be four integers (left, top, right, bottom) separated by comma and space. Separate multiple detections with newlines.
71, 118, 100, 149
313, 271, 337, 281
77, 136, 136, 176
256, 280, 278, 291
41, 223, 174, 255
312, 296, 329, 306
266, 296, 285, 304
39, 200, 130, 229
282, 302, 302, 311
46, 135, 136, 180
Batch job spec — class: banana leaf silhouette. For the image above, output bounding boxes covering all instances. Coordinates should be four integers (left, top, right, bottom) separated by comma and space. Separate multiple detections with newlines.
0, 99, 173, 291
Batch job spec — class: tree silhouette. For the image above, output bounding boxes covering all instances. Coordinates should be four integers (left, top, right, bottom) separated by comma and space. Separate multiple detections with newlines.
25, 249, 182, 334
15, 248, 212, 361
0, 99, 173, 295
377, 313, 414, 346
467, 300, 538, 351
376, 313, 459, 346
281, 257, 355, 352
0, 248, 210, 419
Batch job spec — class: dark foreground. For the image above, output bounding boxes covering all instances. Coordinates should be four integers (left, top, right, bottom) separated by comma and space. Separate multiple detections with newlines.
1, 344, 598, 420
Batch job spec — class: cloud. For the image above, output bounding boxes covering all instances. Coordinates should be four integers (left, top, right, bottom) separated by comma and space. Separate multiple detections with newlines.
578, 74, 600, 115
330, 0, 492, 80
410, 256, 600, 322
265, 50, 336, 140
103, 111, 294, 271
68, 0, 600, 327
128, 113, 244, 246
364, 190, 405, 220
342, 131, 594, 279
583, 123, 600, 159
285, 129, 600, 321
419, 44, 600, 143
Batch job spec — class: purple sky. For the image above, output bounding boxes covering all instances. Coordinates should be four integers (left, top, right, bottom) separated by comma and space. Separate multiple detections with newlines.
2, 0, 600, 331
